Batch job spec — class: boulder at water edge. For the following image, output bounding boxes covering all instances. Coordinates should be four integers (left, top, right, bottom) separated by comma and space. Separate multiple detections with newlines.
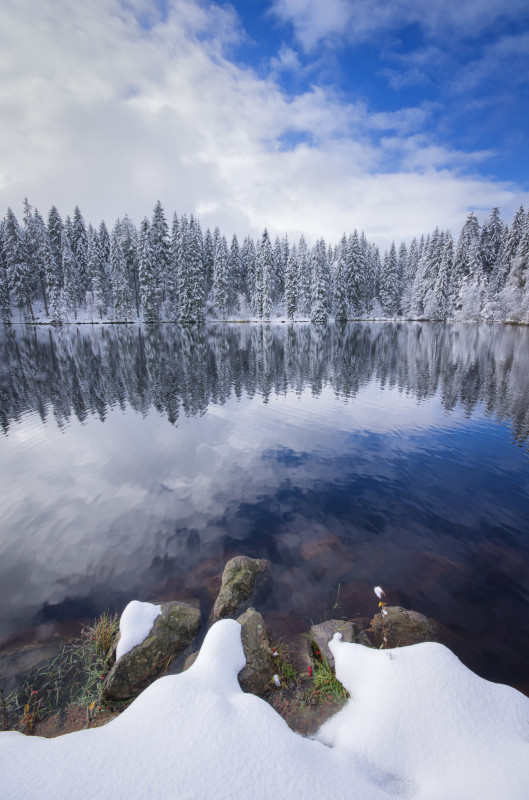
367, 605, 441, 648
310, 619, 372, 671
102, 601, 201, 702
236, 607, 276, 696
213, 556, 272, 620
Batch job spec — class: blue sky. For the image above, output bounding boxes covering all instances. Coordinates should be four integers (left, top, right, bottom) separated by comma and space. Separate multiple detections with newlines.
1, 0, 528, 248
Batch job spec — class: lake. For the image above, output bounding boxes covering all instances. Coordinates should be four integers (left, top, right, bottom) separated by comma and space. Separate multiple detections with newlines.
1, 321, 529, 694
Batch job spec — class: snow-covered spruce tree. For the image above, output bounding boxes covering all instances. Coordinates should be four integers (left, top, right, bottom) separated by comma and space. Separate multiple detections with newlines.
32, 209, 54, 317
364, 241, 379, 314
297, 235, 311, 316
255, 229, 273, 319
87, 225, 106, 320
450, 212, 482, 314
179, 216, 205, 323
71, 206, 89, 304
480, 207, 503, 277
284, 244, 298, 320
346, 231, 365, 316
378, 241, 400, 317
241, 235, 256, 315
150, 201, 171, 315
167, 213, 180, 321
400, 238, 419, 317
496, 209, 529, 322
138, 217, 159, 323
23, 200, 49, 316
273, 234, 285, 308
428, 232, 453, 320
120, 215, 140, 317
310, 238, 330, 325
202, 228, 215, 301
213, 234, 230, 318
98, 221, 112, 315
397, 241, 408, 305
60, 229, 79, 320
0, 220, 11, 323
47, 206, 64, 291
332, 255, 348, 322
4, 207, 33, 321
411, 229, 443, 318
110, 222, 133, 321
229, 234, 244, 312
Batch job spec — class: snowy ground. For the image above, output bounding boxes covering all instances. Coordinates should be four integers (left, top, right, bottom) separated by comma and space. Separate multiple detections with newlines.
1, 619, 528, 800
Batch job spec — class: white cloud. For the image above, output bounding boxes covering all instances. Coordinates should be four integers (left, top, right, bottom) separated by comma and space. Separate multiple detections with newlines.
0, 0, 527, 249
270, 0, 529, 51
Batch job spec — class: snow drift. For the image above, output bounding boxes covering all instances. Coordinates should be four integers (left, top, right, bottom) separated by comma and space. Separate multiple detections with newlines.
1, 620, 528, 800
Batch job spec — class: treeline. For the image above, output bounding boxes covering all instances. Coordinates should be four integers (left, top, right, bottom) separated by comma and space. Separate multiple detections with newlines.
2, 323, 528, 448
0, 200, 528, 325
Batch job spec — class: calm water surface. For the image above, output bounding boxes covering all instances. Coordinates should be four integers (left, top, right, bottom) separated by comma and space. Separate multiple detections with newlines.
1, 322, 529, 692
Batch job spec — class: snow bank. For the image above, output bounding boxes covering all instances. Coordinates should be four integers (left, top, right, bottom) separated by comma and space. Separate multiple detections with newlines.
115, 600, 161, 661
1, 621, 528, 800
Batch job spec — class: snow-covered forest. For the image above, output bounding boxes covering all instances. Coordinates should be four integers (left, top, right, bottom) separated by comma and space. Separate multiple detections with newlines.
1, 200, 528, 325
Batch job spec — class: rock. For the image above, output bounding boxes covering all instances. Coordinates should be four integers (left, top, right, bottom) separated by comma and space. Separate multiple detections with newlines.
236, 608, 276, 696
102, 601, 201, 702
310, 620, 372, 671
367, 606, 441, 648
213, 556, 272, 620
183, 651, 199, 672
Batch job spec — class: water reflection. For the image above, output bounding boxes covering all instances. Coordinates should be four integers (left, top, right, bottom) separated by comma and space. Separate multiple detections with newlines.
1, 322, 529, 693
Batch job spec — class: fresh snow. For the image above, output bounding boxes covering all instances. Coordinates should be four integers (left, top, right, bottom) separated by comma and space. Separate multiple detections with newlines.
1, 620, 528, 800
115, 600, 161, 661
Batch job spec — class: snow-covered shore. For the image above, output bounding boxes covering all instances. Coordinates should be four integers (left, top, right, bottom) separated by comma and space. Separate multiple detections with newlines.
2, 619, 528, 800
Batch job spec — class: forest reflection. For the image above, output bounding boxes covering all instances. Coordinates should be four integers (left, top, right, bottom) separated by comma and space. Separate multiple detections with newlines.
1, 322, 529, 450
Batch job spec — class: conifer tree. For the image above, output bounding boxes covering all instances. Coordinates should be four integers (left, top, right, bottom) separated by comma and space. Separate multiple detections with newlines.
150, 201, 171, 312
346, 231, 365, 315
332, 255, 348, 322
166, 213, 180, 321
213, 234, 230, 318
4, 207, 33, 321
47, 206, 64, 290
284, 244, 298, 320
110, 223, 133, 320
310, 239, 330, 324
480, 207, 503, 276
87, 225, 106, 320
120, 215, 140, 316
229, 234, 244, 310
241, 236, 256, 314
450, 212, 482, 313
378, 242, 400, 316
72, 206, 89, 302
179, 217, 205, 323
297, 235, 311, 316
60, 230, 79, 320
202, 228, 216, 300
98, 221, 112, 313
0, 220, 11, 323
429, 233, 453, 319
138, 217, 159, 323
255, 229, 273, 318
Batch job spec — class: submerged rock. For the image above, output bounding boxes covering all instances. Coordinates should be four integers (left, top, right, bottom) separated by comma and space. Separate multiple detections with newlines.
213, 556, 272, 620
367, 605, 441, 648
237, 608, 276, 696
310, 620, 372, 671
102, 601, 201, 702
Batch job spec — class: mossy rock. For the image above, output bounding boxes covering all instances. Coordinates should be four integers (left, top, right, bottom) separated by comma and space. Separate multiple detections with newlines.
213, 556, 272, 620
102, 601, 201, 702
367, 606, 441, 648
310, 620, 372, 671
236, 608, 276, 696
